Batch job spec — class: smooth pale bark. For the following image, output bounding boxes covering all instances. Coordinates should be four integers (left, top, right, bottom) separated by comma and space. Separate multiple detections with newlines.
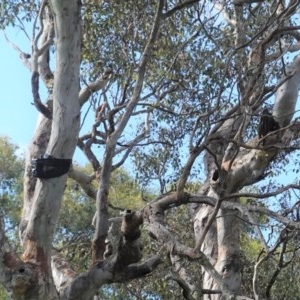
197, 50, 299, 296
198, 135, 280, 298
273, 54, 300, 128
11, 1, 163, 299
21, 116, 52, 241
196, 3, 300, 297
19, 1, 81, 299
3, 1, 300, 299
198, 120, 294, 299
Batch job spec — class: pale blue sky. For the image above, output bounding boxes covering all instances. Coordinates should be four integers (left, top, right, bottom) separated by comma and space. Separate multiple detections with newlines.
0, 28, 38, 150
0, 27, 88, 164
1, 26, 299, 183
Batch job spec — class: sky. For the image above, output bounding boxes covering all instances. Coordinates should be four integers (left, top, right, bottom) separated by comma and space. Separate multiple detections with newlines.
0, 27, 89, 164
0, 28, 38, 151
1, 24, 299, 185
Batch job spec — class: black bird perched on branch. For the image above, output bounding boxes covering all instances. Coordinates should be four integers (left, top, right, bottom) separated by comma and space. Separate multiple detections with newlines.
258, 108, 280, 145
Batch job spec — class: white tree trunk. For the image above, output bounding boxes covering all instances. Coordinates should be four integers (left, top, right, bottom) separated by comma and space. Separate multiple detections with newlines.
273, 54, 300, 128
19, 1, 81, 299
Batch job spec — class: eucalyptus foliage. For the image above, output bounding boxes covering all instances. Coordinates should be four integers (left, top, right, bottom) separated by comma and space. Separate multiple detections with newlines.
1, 1, 300, 299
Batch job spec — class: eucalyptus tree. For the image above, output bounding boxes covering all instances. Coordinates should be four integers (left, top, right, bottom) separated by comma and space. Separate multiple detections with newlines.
1, 0, 300, 299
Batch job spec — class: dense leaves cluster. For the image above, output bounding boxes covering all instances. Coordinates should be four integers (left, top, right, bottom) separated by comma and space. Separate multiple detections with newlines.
0, 136, 23, 243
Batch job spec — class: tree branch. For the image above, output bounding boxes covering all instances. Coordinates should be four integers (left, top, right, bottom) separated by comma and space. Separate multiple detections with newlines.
162, 0, 201, 19
92, 0, 165, 261
79, 68, 113, 107
66, 211, 161, 300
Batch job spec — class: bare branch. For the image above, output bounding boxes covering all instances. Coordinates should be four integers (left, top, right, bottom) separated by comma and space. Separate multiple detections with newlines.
214, 2, 236, 26
223, 184, 300, 201
245, 211, 269, 253
92, 0, 165, 261
168, 265, 202, 299
68, 167, 97, 199
51, 251, 77, 294
2, 32, 31, 69
111, 0, 164, 142
265, 235, 288, 299
162, 0, 201, 19
31, 71, 52, 119
66, 211, 161, 299
30, 1, 54, 118
113, 110, 151, 169
234, 0, 264, 4
79, 68, 113, 107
